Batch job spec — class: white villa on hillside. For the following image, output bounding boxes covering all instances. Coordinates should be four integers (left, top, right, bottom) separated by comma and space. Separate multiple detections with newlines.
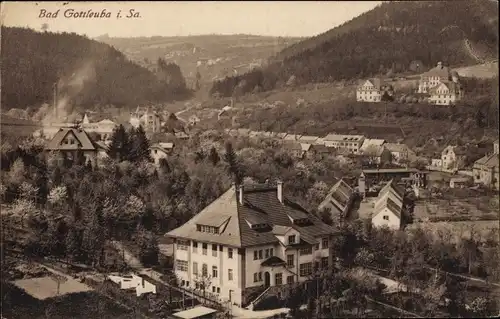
80, 114, 117, 140
130, 107, 162, 133
418, 62, 464, 105
356, 78, 394, 103
166, 182, 336, 308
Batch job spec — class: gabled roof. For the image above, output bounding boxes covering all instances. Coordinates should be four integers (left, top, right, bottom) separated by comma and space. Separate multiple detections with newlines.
384, 143, 412, 154
429, 81, 462, 95
422, 62, 451, 78
166, 183, 335, 248
284, 134, 302, 141
373, 189, 403, 220
310, 144, 331, 154
474, 153, 499, 168
45, 128, 97, 151
284, 142, 303, 151
300, 143, 312, 152
318, 179, 354, 214
298, 135, 319, 143
360, 139, 386, 152
358, 78, 382, 90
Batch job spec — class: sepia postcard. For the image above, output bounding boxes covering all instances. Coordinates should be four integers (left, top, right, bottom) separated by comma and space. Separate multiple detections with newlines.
1, 1, 499, 318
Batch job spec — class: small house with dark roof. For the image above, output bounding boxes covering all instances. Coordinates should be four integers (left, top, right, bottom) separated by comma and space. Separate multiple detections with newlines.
45, 127, 108, 167
284, 142, 306, 159
150, 142, 175, 166
318, 179, 355, 220
165, 181, 336, 307
356, 78, 393, 103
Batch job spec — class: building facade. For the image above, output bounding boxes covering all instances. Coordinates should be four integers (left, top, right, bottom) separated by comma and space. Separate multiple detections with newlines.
473, 140, 499, 190
418, 62, 464, 105
130, 107, 162, 133
166, 182, 336, 307
323, 134, 365, 154
441, 145, 467, 171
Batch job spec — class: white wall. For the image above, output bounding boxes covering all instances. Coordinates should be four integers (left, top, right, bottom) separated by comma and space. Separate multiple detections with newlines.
372, 208, 401, 230
173, 240, 243, 305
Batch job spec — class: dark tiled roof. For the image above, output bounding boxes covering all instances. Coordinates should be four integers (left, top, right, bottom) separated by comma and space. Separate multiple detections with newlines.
166, 183, 336, 248
310, 144, 331, 154
284, 142, 303, 151
45, 128, 97, 151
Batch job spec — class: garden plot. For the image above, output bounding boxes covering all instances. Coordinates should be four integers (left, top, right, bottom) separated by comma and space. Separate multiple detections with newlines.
12, 275, 93, 300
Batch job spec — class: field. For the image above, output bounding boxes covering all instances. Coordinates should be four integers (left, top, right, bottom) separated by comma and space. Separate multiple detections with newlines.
2, 282, 133, 319
12, 276, 93, 300
455, 61, 499, 79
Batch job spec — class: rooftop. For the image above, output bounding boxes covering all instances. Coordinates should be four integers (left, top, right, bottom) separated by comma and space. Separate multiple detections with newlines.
45, 127, 98, 151
166, 183, 335, 248
173, 306, 218, 319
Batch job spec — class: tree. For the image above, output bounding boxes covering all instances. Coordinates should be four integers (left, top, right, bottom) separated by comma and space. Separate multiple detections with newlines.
107, 125, 130, 162
209, 147, 220, 166
135, 227, 159, 266
129, 126, 152, 163
223, 142, 243, 185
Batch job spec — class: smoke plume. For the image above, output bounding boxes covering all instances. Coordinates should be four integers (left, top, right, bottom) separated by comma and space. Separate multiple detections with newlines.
41, 61, 97, 126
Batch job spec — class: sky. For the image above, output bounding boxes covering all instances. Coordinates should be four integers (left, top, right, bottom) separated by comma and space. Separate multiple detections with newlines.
1, 1, 381, 38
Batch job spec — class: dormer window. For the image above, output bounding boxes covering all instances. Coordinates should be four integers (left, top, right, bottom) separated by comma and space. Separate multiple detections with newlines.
251, 223, 268, 230
288, 235, 296, 244
197, 224, 219, 234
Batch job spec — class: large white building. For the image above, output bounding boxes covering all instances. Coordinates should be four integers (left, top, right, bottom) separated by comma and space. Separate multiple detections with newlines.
323, 134, 366, 154
129, 107, 162, 133
418, 62, 464, 105
371, 181, 405, 230
166, 182, 336, 308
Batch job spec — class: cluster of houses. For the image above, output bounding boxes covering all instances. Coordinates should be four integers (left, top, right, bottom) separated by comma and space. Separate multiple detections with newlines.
430, 140, 499, 190
356, 61, 465, 106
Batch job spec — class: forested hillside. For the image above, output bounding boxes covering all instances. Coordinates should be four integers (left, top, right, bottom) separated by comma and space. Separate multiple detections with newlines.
211, 0, 499, 97
1, 27, 191, 110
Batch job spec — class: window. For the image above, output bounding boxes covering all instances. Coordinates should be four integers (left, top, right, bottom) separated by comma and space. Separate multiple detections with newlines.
288, 235, 296, 244
287, 275, 294, 284
154, 150, 157, 154
322, 238, 329, 249
321, 257, 329, 269
186, 281, 189, 287
176, 260, 188, 272
286, 254, 294, 268
212, 244, 218, 257
269, 248, 274, 257
197, 224, 219, 234
193, 241, 198, 254
299, 247, 312, 256
228, 269, 233, 281
212, 286, 216, 293
299, 262, 313, 277
258, 250, 263, 259
258, 272, 262, 281
202, 243, 207, 255
253, 273, 258, 282
202, 263, 208, 276
212, 266, 218, 278
217, 287, 220, 293
253, 251, 258, 260
228, 248, 233, 259
177, 240, 189, 251
193, 262, 198, 275
265, 249, 270, 258
275, 273, 283, 285
383, 215, 389, 220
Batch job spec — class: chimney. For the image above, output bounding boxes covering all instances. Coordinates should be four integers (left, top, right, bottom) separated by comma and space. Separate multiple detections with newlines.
277, 181, 283, 203
238, 185, 244, 205
437, 61, 442, 69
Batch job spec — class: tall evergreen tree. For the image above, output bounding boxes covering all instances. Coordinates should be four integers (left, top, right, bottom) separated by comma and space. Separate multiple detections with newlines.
107, 124, 130, 162
128, 125, 152, 163
223, 142, 243, 185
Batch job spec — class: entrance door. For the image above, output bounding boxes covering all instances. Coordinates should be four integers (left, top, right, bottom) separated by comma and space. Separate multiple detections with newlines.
264, 272, 271, 287
229, 290, 233, 302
